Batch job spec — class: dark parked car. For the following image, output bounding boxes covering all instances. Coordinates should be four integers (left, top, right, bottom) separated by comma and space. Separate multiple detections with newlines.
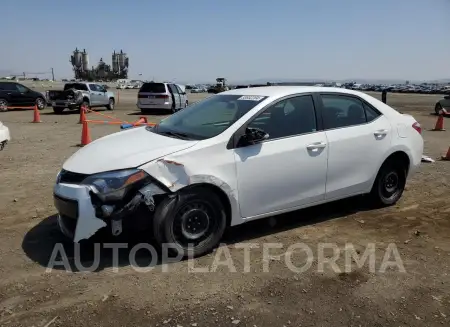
435, 95, 450, 115
0, 82, 46, 112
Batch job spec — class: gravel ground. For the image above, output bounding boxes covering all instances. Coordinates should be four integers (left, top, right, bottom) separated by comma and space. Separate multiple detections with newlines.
0, 90, 449, 327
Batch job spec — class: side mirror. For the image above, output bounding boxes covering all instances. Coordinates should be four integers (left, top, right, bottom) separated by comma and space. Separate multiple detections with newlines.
239, 127, 269, 146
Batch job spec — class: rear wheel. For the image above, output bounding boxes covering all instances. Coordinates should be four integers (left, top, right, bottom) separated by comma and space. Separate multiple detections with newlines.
0, 98, 8, 112
435, 103, 443, 115
153, 188, 227, 258
80, 101, 90, 112
35, 97, 46, 110
369, 160, 407, 207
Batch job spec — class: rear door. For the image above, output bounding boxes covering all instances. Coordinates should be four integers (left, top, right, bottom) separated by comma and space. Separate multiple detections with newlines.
317, 93, 393, 199
0, 83, 22, 106
168, 84, 181, 109
138, 83, 169, 107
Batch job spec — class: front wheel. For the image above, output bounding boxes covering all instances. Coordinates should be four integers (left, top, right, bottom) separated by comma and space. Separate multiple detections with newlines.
35, 97, 46, 110
153, 188, 227, 258
369, 161, 407, 207
106, 98, 115, 110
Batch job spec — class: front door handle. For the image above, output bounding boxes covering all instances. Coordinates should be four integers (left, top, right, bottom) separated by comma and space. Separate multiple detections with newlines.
306, 142, 327, 151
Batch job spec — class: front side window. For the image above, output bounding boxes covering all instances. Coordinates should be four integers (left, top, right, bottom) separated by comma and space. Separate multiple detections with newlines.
321, 94, 366, 129
151, 94, 267, 140
15, 84, 29, 93
247, 95, 317, 140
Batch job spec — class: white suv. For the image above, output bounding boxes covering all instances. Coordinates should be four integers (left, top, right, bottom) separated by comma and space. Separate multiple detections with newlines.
54, 87, 423, 257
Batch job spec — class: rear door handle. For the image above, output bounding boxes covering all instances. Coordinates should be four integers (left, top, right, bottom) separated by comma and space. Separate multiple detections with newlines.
306, 142, 327, 151
374, 129, 388, 138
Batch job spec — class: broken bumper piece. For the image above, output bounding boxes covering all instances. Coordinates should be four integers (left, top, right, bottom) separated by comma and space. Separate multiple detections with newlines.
53, 182, 166, 243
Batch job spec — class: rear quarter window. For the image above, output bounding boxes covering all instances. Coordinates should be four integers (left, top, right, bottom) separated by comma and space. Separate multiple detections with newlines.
139, 83, 167, 93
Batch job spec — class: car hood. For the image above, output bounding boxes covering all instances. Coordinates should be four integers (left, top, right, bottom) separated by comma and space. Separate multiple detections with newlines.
63, 127, 198, 174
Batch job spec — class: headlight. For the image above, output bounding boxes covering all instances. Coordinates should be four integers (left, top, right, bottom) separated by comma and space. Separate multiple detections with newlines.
56, 170, 62, 184
81, 169, 149, 202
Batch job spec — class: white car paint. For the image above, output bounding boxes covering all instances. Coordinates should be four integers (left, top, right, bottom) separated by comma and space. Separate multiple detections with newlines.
54, 86, 424, 242
0, 121, 11, 150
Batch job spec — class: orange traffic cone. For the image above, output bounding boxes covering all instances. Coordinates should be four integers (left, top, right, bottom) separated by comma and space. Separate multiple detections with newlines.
79, 106, 86, 124
79, 121, 91, 146
32, 105, 41, 123
442, 146, 450, 161
133, 116, 148, 126
432, 114, 445, 131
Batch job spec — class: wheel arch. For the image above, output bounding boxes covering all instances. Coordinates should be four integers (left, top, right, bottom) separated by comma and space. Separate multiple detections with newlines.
372, 150, 411, 191
179, 182, 233, 227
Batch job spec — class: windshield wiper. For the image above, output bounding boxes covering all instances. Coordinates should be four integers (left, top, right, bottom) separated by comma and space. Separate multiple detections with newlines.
159, 131, 191, 140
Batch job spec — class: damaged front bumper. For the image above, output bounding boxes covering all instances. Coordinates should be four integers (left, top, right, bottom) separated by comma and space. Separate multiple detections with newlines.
53, 182, 166, 242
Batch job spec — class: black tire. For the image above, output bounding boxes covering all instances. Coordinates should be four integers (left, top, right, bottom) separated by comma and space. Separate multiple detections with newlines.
435, 103, 443, 115
80, 101, 90, 112
0, 98, 8, 112
171, 102, 177, 114
369, 160, 407, 207
153, 188, 227, 258
106, 98, 115, 110
35, 97, 46, 110
53, 107, 65, 114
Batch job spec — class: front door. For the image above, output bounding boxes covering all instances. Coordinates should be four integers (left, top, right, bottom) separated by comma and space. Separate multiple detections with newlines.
88, 84, 100, 106
175, 84, 186, 108
317, 93, 393, 199
233, 95, 328, 218
14, 84, 35, 106
95, 84, 108, 105
168, 84, 181, 109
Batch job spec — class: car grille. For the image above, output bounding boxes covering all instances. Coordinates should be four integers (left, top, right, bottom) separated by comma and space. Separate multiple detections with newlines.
59, 169, 89, 184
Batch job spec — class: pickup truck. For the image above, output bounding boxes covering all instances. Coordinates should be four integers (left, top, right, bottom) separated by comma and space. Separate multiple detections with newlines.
47, 82, 115, 114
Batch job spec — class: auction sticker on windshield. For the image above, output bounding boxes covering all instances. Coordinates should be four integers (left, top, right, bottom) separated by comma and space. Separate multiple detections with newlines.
237, 96, 265, 101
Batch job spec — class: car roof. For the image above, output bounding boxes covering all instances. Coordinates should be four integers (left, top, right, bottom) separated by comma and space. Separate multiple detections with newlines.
223, 86, 367, 98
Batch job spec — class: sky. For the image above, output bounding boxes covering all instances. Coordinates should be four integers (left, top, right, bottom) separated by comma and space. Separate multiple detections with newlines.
2, 0, 449, 83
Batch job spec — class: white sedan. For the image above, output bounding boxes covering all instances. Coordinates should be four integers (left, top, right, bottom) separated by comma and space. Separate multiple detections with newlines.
0, 121, 10, 150
53, 87, 423, 257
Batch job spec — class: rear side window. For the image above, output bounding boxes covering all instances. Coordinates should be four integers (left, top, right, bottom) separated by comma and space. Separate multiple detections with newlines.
363, 103, 381, 122
140, 83, 166, 93
0, 83, 17, 91
320, 95, 366, 129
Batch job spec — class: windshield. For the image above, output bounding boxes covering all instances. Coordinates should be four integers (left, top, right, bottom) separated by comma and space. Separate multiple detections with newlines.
151, 94, 267, 140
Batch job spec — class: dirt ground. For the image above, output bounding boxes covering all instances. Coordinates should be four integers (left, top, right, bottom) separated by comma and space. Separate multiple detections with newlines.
0, 90, 449, 327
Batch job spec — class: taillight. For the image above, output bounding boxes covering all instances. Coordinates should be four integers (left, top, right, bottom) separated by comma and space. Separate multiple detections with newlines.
155, 94, 169, 99
412, 122, 422, 134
